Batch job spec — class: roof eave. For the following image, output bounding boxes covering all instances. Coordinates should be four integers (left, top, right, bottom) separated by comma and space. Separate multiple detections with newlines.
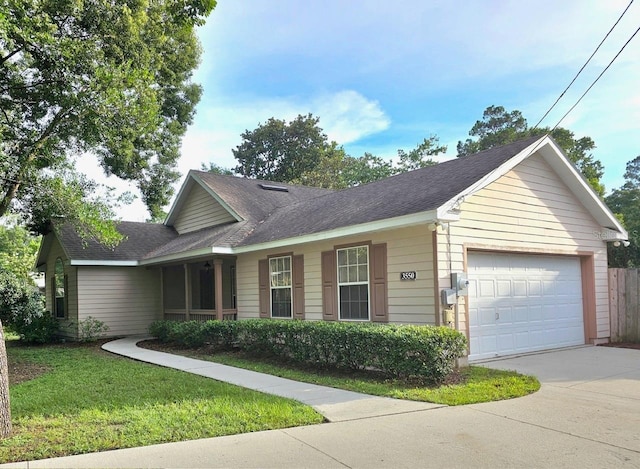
437, 135, 628, 240
231, 209, 445, 254
69, 260, 140, 267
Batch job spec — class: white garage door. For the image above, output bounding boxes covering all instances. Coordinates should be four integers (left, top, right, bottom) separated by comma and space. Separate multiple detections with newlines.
467, 252, 584, 361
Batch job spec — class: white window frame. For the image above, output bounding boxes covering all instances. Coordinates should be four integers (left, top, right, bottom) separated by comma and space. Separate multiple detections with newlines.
269, 255, 293, 319
336, 245, 370, 321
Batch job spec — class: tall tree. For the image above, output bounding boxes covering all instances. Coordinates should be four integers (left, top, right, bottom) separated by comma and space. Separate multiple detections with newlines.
0, 321, 8, 438
606, 155, 640, 268
457, 105, 605, 196
0, 0, 216, 439
1, 0, 216, 242
233, 114, 329, 182
291, 135, 445, 189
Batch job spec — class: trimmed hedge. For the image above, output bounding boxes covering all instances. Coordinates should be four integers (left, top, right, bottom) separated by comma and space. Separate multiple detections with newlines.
150, 319, 467, 384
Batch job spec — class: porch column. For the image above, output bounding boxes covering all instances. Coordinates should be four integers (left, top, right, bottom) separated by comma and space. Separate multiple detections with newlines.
184, 263, 190, 320
214, 259, 223, 320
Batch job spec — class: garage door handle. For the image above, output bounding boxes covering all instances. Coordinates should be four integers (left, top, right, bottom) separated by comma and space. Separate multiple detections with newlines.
495, 312, 499, 320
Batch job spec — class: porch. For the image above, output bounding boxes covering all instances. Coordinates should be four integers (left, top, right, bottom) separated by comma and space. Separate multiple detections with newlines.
161, 257, 237, 321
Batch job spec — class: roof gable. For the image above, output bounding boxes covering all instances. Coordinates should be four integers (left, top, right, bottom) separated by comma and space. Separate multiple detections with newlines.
172, 183, 237, 234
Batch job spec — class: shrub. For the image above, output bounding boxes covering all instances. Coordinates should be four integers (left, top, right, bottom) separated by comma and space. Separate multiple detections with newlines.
76, 316, 110, 342
0, 272, 59, 343
149, 319, 467, 383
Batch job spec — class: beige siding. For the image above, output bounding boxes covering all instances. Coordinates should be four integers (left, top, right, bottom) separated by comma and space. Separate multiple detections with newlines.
236, 226, 436, 325
76, 266, 161, 337
436, 153, 609, 339
43, 236, 77, 339
173, 184, 236, 234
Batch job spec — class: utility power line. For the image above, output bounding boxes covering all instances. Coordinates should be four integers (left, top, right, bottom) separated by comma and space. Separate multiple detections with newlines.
533, 0, 635, 129
550, 23, 640, 133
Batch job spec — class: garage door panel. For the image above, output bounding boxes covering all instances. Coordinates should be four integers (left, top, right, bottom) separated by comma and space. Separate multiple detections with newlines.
496, 280, 511, 297
468, 252, 584, 361
512, 305, 529, 323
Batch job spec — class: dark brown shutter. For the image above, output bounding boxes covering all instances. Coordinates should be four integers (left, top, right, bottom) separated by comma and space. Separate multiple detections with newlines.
258, 259, 270, 318
321, 250, 338, 321
292, 255, 305, 319
370, 243, 388, 322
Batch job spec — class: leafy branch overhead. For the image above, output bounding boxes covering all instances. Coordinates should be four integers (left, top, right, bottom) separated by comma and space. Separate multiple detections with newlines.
0, 0, 216, 243
457, 105, 605, 196
229, 114, 445, 189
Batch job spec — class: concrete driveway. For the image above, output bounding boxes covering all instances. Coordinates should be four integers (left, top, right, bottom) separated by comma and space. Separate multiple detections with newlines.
3, 346, 640, 468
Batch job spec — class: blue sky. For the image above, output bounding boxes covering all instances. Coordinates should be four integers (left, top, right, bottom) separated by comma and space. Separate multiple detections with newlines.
96, 0, 640, 220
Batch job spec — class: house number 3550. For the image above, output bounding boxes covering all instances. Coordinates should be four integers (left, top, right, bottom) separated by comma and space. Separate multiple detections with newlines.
400, 271, 417, 280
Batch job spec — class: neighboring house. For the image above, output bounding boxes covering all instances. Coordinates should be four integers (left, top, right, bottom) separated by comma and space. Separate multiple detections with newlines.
36, 136, 627, 361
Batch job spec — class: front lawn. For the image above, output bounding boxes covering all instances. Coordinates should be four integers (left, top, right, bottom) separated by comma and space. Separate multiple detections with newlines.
142, 342, 541, 406
1, 342, 323, 464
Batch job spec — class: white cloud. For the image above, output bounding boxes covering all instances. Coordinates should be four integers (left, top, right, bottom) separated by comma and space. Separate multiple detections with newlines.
313, 91, 390, 143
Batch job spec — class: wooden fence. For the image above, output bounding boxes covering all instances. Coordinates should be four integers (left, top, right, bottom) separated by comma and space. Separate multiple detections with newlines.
608, 268, 640, 342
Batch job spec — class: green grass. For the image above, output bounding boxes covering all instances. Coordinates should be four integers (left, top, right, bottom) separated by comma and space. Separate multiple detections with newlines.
1, 343, 323, 463
182, 349, 540, 406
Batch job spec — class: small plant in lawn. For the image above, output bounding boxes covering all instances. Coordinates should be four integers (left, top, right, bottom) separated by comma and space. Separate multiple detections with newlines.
76, 316, 110, 342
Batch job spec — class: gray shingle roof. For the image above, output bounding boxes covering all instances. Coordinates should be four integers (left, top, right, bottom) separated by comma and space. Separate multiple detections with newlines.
238, 136, 541, 245
56, 221, 178, 261
194, 171, 333, 222
53, 137, 542, 262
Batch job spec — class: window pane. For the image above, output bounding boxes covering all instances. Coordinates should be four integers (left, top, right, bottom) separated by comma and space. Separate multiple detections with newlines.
338, 266, 348, 283
271, 288, 292, 318
348, 248, 357, 264
339, 285, 369, 320
337, 249, 347, 266
358, 265, 368, 282
357, 247, 367, 264
348, 266, 357, 283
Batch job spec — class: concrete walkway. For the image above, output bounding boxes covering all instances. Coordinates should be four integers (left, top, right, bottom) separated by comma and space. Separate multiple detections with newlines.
101, 337, 442, 422
3, 343, 640, 468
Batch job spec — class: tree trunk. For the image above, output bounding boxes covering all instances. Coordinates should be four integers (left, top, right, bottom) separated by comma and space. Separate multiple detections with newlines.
0, 319, 11, 438
0, 182, 20, 217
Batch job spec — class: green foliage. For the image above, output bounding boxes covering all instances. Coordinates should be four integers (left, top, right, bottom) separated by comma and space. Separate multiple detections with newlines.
606, 155, 640, 267
12, 303, 58, 344
0, 217, 40, 283
200, 162, 234, 175
457, 105, 605, 196
233, 114, 329, 182
150, 320, 467, 384
75, 317, 110, 343
0, 0, 216, 237
396, 136, 444, 172
0, 270, 58, 343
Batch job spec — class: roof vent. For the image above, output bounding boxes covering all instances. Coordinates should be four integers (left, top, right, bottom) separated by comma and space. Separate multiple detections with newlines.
259, 183, 289, 192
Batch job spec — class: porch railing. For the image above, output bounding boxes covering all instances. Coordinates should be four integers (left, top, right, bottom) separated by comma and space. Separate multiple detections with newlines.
163, 309, 237, 322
